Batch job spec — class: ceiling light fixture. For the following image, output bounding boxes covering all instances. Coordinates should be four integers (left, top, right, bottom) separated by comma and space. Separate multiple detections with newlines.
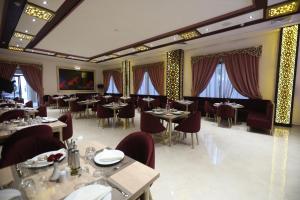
249, 15, 253, 19
16, 44, 19, 47
173, 36, 177, 41
8, 46, 24, 51
74, 66, 81, 70
135, 45, 150, 51
266, 0, 299, 19
206, 28, 209, 32
25, 30, 28, 33
14, 31, 34, 41
32, 18, 36, 22
56, 54, 67, 58
178, 30, 201, 40
25, 3, 54, 21
43, 1, 47, 5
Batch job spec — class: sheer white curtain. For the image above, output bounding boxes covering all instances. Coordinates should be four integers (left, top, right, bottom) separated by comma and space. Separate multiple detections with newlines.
106, 76, 119, 94
200, 63, 247, 99
138, 72, 158, 95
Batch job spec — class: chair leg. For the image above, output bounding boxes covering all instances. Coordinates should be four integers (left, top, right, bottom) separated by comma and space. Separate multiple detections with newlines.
195, 133, 199, 145
228, 118, 231, 127
191, 133, 194, 149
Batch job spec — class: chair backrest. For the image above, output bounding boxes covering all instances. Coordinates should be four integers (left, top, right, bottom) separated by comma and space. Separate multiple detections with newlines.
217, 104, 235, 118
0, 125, 65, 168
0, 109, 25, 123
97, 105, 113, 118
14, 97, 24, 104
25, 101, 33, 108
140, 112, 165, 134
70, 101, 83, 112
118, 103, 135, 118
189, 100, 198, 113
58, 112, 73, 141
0, 103, 15, 108
175, 111, 201, 133
37, 105, 47, 117
116, 132, 155, 168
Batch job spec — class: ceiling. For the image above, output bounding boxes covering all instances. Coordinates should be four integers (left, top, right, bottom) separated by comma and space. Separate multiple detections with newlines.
0, 0, 299, 64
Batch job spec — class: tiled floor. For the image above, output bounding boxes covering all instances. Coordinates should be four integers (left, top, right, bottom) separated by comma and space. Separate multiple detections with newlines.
48, 109, 300, 200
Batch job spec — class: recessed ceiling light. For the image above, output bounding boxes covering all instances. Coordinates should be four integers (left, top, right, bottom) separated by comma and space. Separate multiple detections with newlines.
20, 38, 22, 41
135, 45, 150, 51
32, 18, 36, 22
16, 44, 19, 47
25, 30, 28, 33
74, 66, 81, 70
249, 15, 253, 19
43, 1, 47, 5
173, 36, 177, 41
149, 43, 153, 47
206, 28, 209, 32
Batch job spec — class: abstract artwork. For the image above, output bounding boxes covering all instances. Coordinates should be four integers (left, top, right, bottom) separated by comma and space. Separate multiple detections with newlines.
58, 68, 95, 90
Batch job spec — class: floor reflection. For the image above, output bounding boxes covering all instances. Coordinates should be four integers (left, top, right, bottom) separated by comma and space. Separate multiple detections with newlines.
268, 127, 289, 200
201, 133, 223, 165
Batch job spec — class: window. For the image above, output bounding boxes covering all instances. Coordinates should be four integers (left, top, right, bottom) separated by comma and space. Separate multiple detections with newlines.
138, 72, 159, 95
199, 63, 247, 99
2, 69, 38, 105
106, 76, 119, 94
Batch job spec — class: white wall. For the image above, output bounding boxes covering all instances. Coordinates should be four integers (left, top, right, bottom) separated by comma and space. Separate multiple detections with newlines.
0, 49, 101, 95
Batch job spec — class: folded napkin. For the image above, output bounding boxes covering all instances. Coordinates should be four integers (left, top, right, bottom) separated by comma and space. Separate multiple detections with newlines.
96, 149, 123, 162
65, 184, 111, 200
0, 189, 21, 200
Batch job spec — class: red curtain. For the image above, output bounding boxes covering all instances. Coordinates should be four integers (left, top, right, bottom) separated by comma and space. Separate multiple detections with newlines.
19, 64, 44, 103
147, 63, 164, 95
103, 70, 112, 92
0, 62, 17, 80
133, 67, 145, 94
111, 71, 123, 93
192, 56, 219, 96
223, 53, 261, 99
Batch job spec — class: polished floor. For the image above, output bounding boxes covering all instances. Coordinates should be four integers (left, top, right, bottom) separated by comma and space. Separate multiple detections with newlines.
48, 109, 300, 200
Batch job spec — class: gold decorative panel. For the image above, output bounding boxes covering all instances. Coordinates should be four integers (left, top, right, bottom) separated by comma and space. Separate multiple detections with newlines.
8, 46, 24, 51
266, 1, 299, 19
179, 30, 200, 40
14, 32, 34, 41
122, 60, 130, 97
166, 49, 184, 100
275, 25, 299, 125
25, 3, 55, 21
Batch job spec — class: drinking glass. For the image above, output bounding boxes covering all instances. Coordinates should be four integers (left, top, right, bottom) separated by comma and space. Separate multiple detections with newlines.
85, 147, 96, 163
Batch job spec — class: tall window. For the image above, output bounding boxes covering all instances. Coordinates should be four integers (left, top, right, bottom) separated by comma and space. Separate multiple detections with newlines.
2, 69, 38, 105
106, 76, 119, 94
138, 72, 158, 95
199, 63, 247, 99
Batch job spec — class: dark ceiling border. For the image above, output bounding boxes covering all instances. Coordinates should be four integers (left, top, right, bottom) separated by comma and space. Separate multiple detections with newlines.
26, 0, 84, 48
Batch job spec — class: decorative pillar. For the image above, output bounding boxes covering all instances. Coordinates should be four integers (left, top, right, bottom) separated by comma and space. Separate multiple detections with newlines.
274, 24, 299, 126
166, 49, 184, 100
122, 60, 130, 97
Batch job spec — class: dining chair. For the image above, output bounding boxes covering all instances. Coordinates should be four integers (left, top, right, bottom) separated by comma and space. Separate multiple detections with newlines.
139, 100, 151, 112
0, 103, 15, 108
36, 105, 47, 117
216, 104, 235, 127
204, 101, 216, 120
116, 131, 155, 169
13, 97, 24, 104
0, 109, 25, 123
0, 125, 65, 168
58, 98, 68, 113
25, 100, 33, 108
118, 102, 135, 129
58, 112, 73, 145
70, 101, 85, 118
174, 111, 201, 149
140, 112, 166, 142
97, 105, 114, 127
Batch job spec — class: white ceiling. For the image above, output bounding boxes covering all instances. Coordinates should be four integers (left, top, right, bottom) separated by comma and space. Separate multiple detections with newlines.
36, 0, 253, 57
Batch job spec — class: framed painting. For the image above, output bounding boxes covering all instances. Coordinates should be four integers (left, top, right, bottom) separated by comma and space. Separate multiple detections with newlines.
57, 67, 95, 91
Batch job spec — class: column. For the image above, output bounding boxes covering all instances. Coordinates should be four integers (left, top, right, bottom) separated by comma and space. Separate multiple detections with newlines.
122, 60, 130, 97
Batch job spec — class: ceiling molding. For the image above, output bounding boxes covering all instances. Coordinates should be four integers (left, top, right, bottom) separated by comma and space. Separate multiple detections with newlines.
26, 0, 83, 48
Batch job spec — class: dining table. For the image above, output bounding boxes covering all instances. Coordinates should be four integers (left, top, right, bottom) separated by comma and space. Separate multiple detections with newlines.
142, 97, 155, 107
175, 99, 193, 111
0, 107, 38, 117
52, 96, 65, 109
103, 103, 128, 127
103, 95, 113, 103
146, 109, 190, 146
0, 140, 160, 200
78, 99, 99, 117
120, 96, 131, 103
63, 97, 78, 111
0, 119, 67, 143
213, 102, 244, 124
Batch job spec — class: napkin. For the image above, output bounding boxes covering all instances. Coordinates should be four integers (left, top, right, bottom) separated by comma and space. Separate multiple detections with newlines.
65, 184, 111, 200
0, 189, 21, 200
97, 149, 123, 162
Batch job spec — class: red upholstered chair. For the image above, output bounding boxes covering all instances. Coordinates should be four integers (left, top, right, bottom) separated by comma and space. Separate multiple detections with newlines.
247, 101, 273, 134
97, 105, 114, 127
150, 99, 160, 109
58, 98, 68, 113
204, 101, 216, 120
0, 109, 25, 123
0, 103, 15, 108
25, 100, 33, 108
140, 112, 166, 135
172, 101, 186, 111
36, 105, 47, 117
13, 97, 24, 104
0, 125, 65, 168
139, 100, 151, 112
118, 103, 135, 128
70, 101, 85, 118
216, 104, 235, 127
116, 131, 155, 169
175, 112, 201, 149
58, 112, 73, 143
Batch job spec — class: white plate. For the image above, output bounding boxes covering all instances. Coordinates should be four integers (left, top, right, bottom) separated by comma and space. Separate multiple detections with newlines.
42, 117, 58, 123
0, 189, 21, 200
64, 184, 111, 200
24, 149, 66, 168
94, 149, 124, 165
153, 111, 164, 115
172, 111, 183, 115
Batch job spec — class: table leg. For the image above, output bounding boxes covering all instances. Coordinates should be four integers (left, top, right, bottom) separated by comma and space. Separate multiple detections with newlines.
56, 100, 59, 109
140, 187, 151, 200
68, 102, 71, 111
168, 119, 172, 146
58, 127, 63, 142
113, 109, 116, 127
86, 104, 89, 117
186, 105, 188, 111
234, 108, 238, 124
